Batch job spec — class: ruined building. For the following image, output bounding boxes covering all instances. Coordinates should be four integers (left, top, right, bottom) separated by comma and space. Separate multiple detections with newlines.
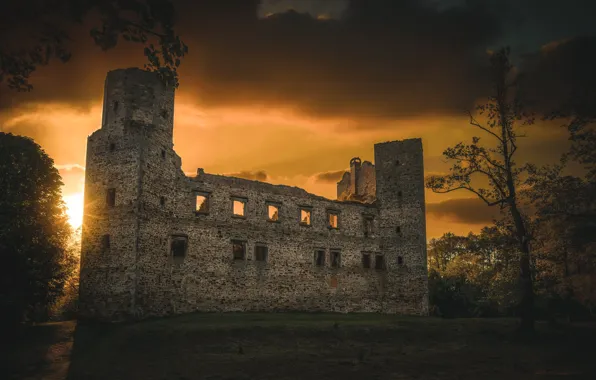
337, 157, 376, 203
79, 68, 429, 321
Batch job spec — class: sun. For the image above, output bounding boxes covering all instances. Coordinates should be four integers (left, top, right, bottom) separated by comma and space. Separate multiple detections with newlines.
64, 192, 84, 229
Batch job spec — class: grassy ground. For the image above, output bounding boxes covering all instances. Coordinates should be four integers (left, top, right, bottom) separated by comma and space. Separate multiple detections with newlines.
4, 313, 596, 380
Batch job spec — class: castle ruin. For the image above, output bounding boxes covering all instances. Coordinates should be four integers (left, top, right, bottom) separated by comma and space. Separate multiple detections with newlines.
79, 68, 429, 321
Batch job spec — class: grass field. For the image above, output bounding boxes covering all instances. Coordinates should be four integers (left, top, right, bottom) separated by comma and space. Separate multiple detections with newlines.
4, 313, 596, 380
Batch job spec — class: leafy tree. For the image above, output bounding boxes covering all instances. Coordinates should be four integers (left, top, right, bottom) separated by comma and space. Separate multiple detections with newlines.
526, 146, 596, 320
49, 226, 81, 320
514, 42, 596, 315
0, 0, 188, 91
428, 232, 469, 272
0, 132, 76, 326
428, 270, 476, 318
427, 226, 519, 318
533, 38, 596, 182
426, 48, 537, 333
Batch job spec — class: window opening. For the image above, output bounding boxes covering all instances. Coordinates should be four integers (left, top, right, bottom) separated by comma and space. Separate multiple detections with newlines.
328, 211, 338, 229
300, 208, 311, 225
106, 188, 116, 207
330, 251, 341, 268
171, 235, 188, 265
362, 252, 371, 269
255, 245, 268, 262
233, 199, 246, 217
364, 216, 373, 237
195, 192, 209, 213
232, 240, 246, 260
268, 204, 279, 221
101, 234, 110, 251
375, 254, 386, 270
314, 250, 325, 267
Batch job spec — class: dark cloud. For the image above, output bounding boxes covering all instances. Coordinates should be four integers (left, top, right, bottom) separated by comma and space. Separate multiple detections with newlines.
2, 0, 594, 121
258, 0, 348, 18
227, 170, 268, 181
313, 170, 347, 184
489, 0, 596, 56
426, 197, 498, 224
520, 36, 596, 118
179, 0, 500, 119
1, 0, 499, 118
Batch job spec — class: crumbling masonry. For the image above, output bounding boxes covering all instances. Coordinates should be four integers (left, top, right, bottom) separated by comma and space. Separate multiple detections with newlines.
79, 68, 429, 321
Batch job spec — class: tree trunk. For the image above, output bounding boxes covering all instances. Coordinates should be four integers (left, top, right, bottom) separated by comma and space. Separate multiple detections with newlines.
496, 70, 535, 334
510, 204, 535, 334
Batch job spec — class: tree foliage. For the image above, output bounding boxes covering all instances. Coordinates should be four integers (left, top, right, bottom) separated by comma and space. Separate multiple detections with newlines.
0, 132, 77, 326
429, 102, 596, 321
428, 227, 519, 318
426, 47, 537, 332
0, 0, 188, 91
525, 153, 596, 319
427, 223, 595, 320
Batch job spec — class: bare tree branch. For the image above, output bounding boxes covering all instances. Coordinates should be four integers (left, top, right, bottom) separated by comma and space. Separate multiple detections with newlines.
467, 110, 503, 142
431, 185, 506, 206
426, 47, 538, 332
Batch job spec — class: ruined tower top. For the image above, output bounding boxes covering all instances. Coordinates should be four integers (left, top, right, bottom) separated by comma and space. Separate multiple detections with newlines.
100, 68, 175, 140
337, 157, 376, 202
350, 157, 362, 167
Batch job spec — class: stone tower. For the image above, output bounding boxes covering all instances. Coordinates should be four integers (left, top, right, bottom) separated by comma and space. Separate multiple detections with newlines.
349, 157, 362, 195
373, 139, 428, 314
79, 68, 177, 320
337, 158, 376, 202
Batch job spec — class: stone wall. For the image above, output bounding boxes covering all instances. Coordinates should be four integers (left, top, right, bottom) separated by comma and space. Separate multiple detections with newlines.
337, 159, 376, 202
79, 68, 429, 322
337, 172, 350, 199
374, 139, 429, 316
357, 161, 376, 200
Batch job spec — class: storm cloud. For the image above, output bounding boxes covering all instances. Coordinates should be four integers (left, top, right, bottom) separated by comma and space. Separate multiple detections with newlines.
426, 197, 498, 224
2, 0, 500, 118
3, 0, 595, 122
520, 36, 596, 118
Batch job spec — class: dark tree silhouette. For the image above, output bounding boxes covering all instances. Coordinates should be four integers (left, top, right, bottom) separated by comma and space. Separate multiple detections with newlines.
526, 129, 596, 320
427, 226, 520, 318
0, 0, 188, 91
426, 48, 537, 334
0, 132, 76, 326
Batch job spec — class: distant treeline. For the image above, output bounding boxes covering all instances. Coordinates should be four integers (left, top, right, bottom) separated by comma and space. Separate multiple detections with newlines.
428, 213, 595, 320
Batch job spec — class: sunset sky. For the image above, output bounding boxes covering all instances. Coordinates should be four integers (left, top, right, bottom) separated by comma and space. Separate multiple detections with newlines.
1, 0, 595, 238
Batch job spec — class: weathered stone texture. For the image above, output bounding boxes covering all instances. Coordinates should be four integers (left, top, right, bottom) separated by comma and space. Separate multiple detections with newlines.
79, 68, 429, 322
337, 158, 376, 202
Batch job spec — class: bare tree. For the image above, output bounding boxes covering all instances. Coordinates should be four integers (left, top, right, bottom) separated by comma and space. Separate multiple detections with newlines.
425, 47, 536, 334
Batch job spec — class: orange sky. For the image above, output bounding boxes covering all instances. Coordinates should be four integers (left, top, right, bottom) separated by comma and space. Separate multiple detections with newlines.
0, 93, 572, 238
1, 0, 590, 239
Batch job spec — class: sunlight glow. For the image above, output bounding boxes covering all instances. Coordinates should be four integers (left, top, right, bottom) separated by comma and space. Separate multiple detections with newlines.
64, 192, 84, 229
